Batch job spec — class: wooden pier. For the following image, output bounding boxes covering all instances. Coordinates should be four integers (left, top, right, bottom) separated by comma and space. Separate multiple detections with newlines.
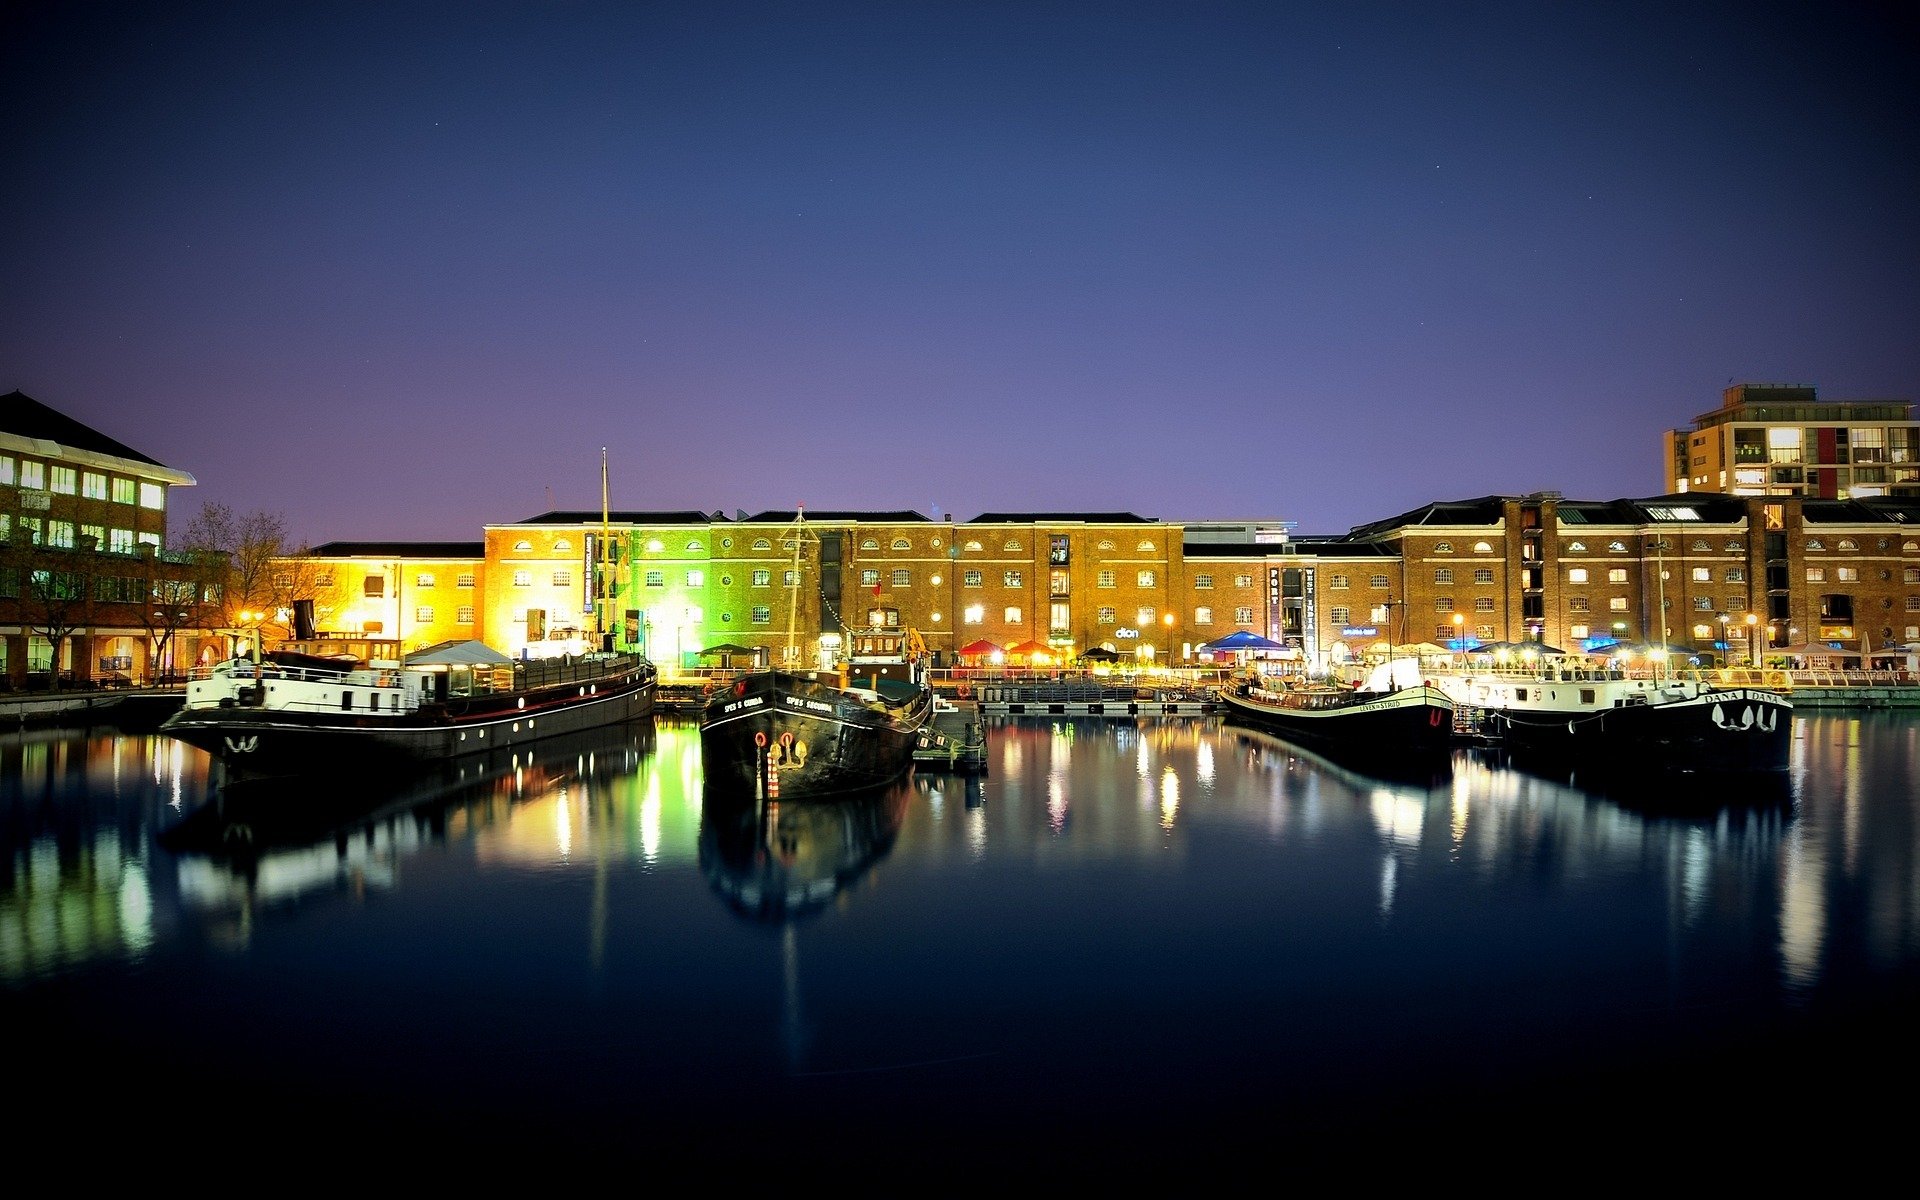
915, 700, 988, 773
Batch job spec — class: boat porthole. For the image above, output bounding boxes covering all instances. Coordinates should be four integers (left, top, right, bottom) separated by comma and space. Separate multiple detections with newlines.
579, 686, 586, 696
459, 731, 466, 741
590, 685, 597, 694
512, 722, 519, 733
518, 697, 526, 709
527, 718, 533, 729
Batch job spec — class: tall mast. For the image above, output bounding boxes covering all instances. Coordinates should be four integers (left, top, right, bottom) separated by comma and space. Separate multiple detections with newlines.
784, 504, 805, 665
598, 446, 610, 647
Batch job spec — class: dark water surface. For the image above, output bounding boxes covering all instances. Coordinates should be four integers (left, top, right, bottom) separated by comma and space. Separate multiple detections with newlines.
5, 712, 1916, 1178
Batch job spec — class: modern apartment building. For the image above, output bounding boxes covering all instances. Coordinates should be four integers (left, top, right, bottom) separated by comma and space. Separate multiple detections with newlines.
1667, 383, 1920, 500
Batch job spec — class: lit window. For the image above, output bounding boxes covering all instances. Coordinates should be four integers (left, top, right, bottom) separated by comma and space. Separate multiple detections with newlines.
1692, 567, 1711, 582
554, 539, 572, 552
81, 471, 106, 499
752, 569, 771, 587
1003, 606, 1021, 624
1474, 597, 1494, 612
515, 540, 533, 552
1434, 569, 1453, 585
111, 477, 135, 504
1194, 574, 1214, 589
1726, 568, 1745, 582
1806, 568, 1825, 582
1567, 541, 1587, 553
416, 573, 436, 588
415, 606, 433, 622
1330, 606, 1350, 624
686, 570, 704, 587
891, 569, 911, 587
1235, 574, 1254, 588
1097, 607, 1116, 624
139, 482, 164, 510
110, 528, 134, 553
1607, 541, 1626, 552
1004, 570, 1023, 587
861, 569, 881, 587
1136, 540, 1155, 552
1474, 569, 1494, 584
964, 605, 984, 625
1569, 624, 1590, 640
1568, 597, 1590, 612
891, 538, 911, 550
1235, 607, 1253, 623
1370, 575, 1388, 589
963, 570, 982, 587
1195, 606, 1213, 625
1329, 574, 1349, 589
860, 538, 880, 550
552, 570, 571, 586
1137, 607, 1157, 626
457, 606, 473, 624
1003, 539, 1022, 552
1137, 570, 1156, 587
20, 461, 44, 489
1609, 597, 1629, 611
457, 574, 475, 588
1472, 541, 1493, 553
1435, 542, 1453, 553
1607, 568, 1628, 583
1097, 570, 1116, 588
751, 606, 772, 624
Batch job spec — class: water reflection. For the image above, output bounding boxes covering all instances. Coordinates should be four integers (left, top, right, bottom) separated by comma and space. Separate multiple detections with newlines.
698, 779, 910, 924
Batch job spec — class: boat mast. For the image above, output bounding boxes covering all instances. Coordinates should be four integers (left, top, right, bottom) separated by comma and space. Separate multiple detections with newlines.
784, 504, 805, 666
597, 447, 610, 651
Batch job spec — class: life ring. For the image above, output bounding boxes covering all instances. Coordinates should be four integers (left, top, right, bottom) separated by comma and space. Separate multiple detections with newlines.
956, 682, 971, 698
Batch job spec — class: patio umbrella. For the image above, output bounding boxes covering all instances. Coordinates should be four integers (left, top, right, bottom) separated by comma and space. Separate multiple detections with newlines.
698, 643, 756, 656
1199, 630, 1287, 653
1005, 639, 1053, 658
957, 639, 1004, 658
1470, 640, 1569, 657
1077, 646, 1121, 662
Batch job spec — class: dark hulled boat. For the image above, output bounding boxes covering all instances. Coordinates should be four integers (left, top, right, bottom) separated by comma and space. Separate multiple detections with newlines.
1217, 671, 1456, 759
700, 636, 935, 800
161, 635, 657, 781
1433, 660, 1791, 775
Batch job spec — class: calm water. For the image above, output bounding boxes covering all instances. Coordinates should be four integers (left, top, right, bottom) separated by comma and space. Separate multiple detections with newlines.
5, 710, 1918, 1175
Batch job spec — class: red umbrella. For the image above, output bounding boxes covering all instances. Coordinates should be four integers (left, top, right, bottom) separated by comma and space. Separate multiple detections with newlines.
958, 639, 1004, 657
1005, 640, 1053, 659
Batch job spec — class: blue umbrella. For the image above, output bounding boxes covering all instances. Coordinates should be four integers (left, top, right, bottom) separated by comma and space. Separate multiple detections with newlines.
1199, 631, 1289, 653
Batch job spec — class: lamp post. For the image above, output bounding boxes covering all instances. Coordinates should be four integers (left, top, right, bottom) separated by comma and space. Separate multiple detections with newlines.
1717, 613, 1730, 666
1745, 612, 1758, 668
1452, 612, 1465, 662
1163, 611, 1176, 673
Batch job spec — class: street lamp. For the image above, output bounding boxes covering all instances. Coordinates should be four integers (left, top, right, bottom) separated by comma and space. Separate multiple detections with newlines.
1745, 612, 1758, 668
1452, 612, 1465, 661
1163, 611, 1176, 671
1718, 612, 1730, 665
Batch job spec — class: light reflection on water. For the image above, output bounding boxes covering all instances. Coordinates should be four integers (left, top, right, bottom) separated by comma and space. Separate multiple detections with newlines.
3, 711, 1918, 1162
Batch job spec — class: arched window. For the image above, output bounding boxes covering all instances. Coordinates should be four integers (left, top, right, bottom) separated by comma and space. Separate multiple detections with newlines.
685, 540, 703, 552
553, 538, 572, 552
1434, 541, 1453, 553
1837, 539, 1858, 551
964, 540, 983, 552
752, 539, 772, 551
1567, 541, 1586, 553
513, 540, 533, 552
1807, 538, 1824, 550
1691, 540, 1711, 552
1607, 541, 1627, 552
1096, 540, 1115, 551
891, 538, 911, 550
1003, 539, 1023, 552
1136, 540, 1155, 552
645, 539, 664, 553
1472, 541, 1493, 553
860, 538, 880, 550
1726, 541, 1743, 552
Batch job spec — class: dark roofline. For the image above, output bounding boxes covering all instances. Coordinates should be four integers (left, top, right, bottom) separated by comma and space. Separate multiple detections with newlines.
965, 512, 1156, 524
307, 541, 486, 558
1, 389, 183, 472
496, 510, 723, 526
736, 509, 933, 523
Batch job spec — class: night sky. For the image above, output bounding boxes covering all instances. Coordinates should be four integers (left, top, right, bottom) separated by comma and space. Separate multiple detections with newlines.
5, 1, 1916, 545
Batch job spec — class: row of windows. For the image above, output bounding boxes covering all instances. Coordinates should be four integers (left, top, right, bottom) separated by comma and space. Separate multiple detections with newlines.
0, 514, 160, 553
1, 457, 166, 509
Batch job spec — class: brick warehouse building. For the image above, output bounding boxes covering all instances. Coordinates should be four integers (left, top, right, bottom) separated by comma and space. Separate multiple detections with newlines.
285, 494, 1920, 672
8, 389, 1915, 682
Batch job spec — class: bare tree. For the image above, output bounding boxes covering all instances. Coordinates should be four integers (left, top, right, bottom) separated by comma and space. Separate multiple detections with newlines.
0, 531, 102, 688
175, 502, 321, 652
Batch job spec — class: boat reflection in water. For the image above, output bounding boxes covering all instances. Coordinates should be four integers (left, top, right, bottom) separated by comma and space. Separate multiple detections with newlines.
1225, 721, 1455, 791
699, 777, 913, 1073
698, 778, 911, 924
160, 723, 655, 906
1463, 741, 1798, 822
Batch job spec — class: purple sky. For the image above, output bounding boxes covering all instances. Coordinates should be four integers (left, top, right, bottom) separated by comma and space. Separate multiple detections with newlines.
5, 1, 1917, 545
